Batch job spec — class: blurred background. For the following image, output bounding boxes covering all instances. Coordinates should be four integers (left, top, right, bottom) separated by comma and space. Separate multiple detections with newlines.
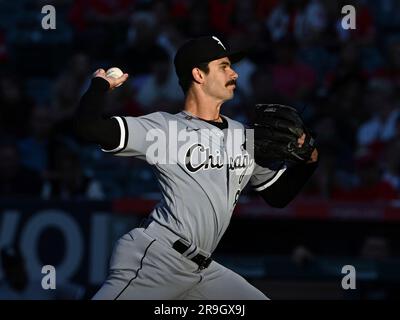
1, 0, 400, 300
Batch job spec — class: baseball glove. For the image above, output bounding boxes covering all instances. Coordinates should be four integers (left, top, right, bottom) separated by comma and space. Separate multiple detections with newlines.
252, 104, 316, 165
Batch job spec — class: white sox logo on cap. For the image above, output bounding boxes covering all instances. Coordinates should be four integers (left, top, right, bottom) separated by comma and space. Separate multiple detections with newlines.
212, 36, 226, 50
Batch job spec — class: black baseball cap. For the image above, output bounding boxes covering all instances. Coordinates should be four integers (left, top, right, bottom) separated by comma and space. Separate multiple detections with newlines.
174, 35, 246, 81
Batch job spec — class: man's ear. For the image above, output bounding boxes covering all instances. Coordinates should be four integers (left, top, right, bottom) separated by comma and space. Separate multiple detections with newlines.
192, 67, 205, 84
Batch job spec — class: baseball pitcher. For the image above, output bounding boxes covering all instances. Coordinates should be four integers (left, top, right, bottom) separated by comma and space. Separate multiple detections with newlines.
74, 36, 318, 300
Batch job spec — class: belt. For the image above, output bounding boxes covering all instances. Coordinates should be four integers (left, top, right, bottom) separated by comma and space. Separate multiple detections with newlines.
173, 239, 212, 270
140, 218, 212, 270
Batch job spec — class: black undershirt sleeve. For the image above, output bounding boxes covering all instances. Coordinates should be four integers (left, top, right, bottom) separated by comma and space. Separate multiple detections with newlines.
74, 77, 121, 150
257, 161, 318, 208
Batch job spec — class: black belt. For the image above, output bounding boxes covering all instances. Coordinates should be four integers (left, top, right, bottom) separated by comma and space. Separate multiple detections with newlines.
140, 218, 212, 270
173, 239, 212, 270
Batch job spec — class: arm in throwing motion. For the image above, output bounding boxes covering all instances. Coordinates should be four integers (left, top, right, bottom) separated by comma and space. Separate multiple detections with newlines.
73, 69, 128, 150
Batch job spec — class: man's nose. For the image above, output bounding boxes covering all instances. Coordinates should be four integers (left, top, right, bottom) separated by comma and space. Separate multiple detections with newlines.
231, 69, 238, 80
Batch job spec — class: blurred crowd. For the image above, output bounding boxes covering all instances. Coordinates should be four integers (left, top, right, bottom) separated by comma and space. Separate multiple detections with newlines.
1, 0, 400, 202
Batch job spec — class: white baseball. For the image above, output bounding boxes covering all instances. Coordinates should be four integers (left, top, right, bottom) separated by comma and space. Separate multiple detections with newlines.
106, 67, 124, 87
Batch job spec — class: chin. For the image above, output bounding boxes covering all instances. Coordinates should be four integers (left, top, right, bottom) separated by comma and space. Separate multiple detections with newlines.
224, 91, 234, 101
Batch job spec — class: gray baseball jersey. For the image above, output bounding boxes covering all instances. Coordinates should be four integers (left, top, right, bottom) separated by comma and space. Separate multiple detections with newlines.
103, 110, 286, 253
93, 110, 286, 300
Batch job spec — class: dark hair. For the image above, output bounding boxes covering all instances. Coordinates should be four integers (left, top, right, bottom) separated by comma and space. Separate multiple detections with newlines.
179, 62, 210, 94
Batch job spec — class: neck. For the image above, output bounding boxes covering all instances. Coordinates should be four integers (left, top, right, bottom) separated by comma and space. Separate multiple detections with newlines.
183, 89, 224, 122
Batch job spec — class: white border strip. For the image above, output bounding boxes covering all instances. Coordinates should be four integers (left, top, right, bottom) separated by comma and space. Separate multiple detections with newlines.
101, 116, 126, 153
253, 167, 287, 192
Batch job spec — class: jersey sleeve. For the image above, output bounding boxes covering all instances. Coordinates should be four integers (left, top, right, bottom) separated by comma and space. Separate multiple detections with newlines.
101, 112, 168, 162
250, 162, 287, 192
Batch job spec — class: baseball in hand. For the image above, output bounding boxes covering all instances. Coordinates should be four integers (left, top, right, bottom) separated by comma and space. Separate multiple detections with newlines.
106, 67, 124, 87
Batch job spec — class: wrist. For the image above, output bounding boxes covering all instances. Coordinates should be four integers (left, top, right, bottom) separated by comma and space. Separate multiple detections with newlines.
91, 77, 110, 92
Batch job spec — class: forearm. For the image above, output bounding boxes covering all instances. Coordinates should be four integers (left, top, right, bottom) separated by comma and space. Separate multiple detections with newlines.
258, 161, 318, 208
74, 77, 120, 150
